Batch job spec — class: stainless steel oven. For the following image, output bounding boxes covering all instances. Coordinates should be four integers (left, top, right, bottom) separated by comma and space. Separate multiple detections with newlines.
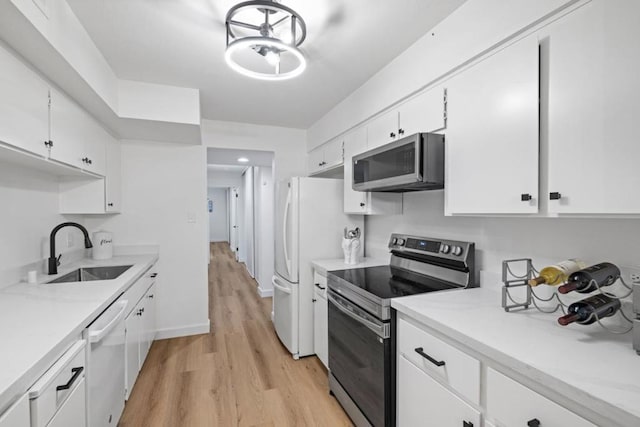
327, 234, 476, 427
352, 133, 444, 192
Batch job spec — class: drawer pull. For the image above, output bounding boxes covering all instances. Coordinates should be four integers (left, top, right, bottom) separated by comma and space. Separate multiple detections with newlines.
56, 367, 84, 392
527, 419, 540, 427
150, 273, 158, 278
414, 347, 446, 367
314, 283, 326, 290
463, 421, 474, 427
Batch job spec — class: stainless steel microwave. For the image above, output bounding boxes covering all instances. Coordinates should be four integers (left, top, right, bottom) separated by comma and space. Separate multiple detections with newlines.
352, 132, 444, 192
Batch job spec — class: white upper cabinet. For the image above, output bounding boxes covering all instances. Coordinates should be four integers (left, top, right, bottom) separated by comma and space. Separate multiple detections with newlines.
445, 35, 539, 215
308, 137, 343, 176
545, 0, 640, 214
105, 139, 122, 213
0, 44, 49, 157
398, 86, 446, 136
367, 109, 399, 150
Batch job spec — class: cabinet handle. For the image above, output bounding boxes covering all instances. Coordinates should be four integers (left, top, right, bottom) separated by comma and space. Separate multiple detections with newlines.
107, 203, 114, 207
527, 419, 540, 427
398, 128, 405, 135
359, 202, 366, 207
462, 422, 474, 427
549, 192, 562, 200
150, 273, 158, 278
521, 193, 532, 201
148, 294, 154, 299
56, 366, 84, 391
44, 140, 53, 148
137, 309, 143, 316
389, 132, 396, 138
414, 347, 446, 367
88, 158, 92, 164
314, 283, 326, 290
312, 298, 317, 303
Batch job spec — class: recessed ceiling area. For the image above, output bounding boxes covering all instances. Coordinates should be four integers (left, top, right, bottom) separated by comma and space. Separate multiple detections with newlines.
207, 148, 274, 167
67, 0, 467, 129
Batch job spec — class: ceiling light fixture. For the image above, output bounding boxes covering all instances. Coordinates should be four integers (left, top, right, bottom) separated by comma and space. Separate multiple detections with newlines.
225, 0, 307, 81
237, 157, 249, 163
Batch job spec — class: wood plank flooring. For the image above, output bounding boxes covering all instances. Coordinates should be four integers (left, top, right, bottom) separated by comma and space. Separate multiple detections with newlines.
119, 242, 352, 427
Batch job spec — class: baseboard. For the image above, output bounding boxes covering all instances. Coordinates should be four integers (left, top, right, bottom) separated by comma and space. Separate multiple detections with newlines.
155, 320, 211, 340
258, 286, 273, 298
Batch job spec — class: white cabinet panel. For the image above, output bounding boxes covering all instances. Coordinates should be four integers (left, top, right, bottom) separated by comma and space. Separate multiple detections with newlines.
546, 0, 640, 214
367, 109, 398, 150
446, 35, 539, 215
397, 355, 480, 427
83, 120, 108, 176
105, 140, 122, 213
398, 86, 446, 136
46, 379, 86, 427
140, 283, 157, 365
124, 308, 142, 400
307, 146, 325, 175
323, 137, 343, 170
486, 368, 595, 427
0, 45, 49, 157
312, 287, 328, 368
49, 89, 86, 169
0, 394, 29, 427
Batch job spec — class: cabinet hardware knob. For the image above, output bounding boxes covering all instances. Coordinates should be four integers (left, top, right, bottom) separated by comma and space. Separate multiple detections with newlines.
414, 347, 446, 366
527, 419, 540, 427
463, 421, 474, 427
521, 193, 532, 201
389, 132, 396, 138
312, 298, 317, 303
398, 128, 405, 135
150, 273, 158, 278
360, 202, 366, 207
108, 203, 114, 207
82, 157, 89, 163
314, 283, 326, 290
44, 140, 53, 147
148, 294, 154, 299
88, 158, 92, 164
549, 192, 562, 200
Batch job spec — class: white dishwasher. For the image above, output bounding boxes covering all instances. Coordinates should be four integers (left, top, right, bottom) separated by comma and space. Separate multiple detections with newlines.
86, 299, 128, 427
29, 340, 87, 427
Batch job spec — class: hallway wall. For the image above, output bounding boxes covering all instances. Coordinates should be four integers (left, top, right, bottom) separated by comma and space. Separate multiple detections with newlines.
208, 187, 228, 242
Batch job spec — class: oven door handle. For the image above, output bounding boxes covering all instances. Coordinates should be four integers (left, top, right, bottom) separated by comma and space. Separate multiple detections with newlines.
328, 292, 388, 338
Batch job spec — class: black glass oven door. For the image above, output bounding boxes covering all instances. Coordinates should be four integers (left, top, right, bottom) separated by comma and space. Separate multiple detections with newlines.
328, 290, 391, 427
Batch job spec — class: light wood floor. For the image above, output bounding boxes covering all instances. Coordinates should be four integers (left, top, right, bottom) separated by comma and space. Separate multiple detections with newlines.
119, 242, 352, 427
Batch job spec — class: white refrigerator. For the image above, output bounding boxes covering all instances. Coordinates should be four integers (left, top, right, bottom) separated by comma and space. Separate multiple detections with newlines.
272, 177, 364, 359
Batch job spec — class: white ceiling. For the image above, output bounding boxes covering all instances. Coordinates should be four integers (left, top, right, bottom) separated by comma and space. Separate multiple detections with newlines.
207, 147, 274, 166
67, 0, 466, 129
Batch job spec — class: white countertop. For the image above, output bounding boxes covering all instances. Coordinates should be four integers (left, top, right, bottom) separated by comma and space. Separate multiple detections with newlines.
391, 283, 640, 426
311, 257, 389, 275
0, 254, 158, 414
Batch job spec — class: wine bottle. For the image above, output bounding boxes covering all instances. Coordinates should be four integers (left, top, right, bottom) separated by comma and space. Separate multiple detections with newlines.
528, 259, 587, 286
557, 294, 621, 326
558, 262, 621, 294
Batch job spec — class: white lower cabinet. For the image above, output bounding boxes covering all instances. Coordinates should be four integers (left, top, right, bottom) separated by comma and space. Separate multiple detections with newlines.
486, 368, 595, 427
46, 378, 86, 427
397, 355, 480, 427
0, 394, 29, 427
312, 272, 328, 368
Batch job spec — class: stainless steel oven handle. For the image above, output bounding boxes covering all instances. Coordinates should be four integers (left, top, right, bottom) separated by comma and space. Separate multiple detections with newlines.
328, 292, 389, 338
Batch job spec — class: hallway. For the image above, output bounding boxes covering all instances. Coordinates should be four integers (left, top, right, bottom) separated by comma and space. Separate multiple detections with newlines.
119, 242, 352, 426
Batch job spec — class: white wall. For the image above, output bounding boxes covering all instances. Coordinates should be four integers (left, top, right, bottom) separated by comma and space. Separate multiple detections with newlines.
201, 119, 307, 181
85, 141, 209, 339
207, 187, 228, 242
254, 166, 274, 295
241, 167, 255, 277
207, 170, 243, 188
0, 161, 87, 286
366, 191, 640, 277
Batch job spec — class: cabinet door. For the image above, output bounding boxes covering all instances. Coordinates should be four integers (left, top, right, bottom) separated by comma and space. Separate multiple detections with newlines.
397, 356, 481, 427
0, 45, 49, 157
323, 137, 344, 169
0, 394, 29, 427
105, 139, 122, 213
82, 119, 108, 176
307, 145, 325, 175
313, 290, 328, 369
343, 127, 369, 213
49, 89, 87, 169
124, 309, 142, 400
140, 284, 156, 365
399, 86, 446, 136
445, 35, 539, 215
546, 0, 640, 214
367, 109, 399, 150
47, 378, 86, 427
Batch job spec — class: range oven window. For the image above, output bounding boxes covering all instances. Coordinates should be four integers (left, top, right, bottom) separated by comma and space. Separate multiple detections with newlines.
328, 291, 391, 426
354, 140, 417, 185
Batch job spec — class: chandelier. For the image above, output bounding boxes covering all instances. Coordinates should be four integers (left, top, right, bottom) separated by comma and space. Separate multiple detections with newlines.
225, 0, 307, 80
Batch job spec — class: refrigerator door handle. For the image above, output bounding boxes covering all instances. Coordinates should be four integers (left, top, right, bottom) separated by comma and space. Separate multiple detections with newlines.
283, 186, 292, 276
272, 276, 292, 295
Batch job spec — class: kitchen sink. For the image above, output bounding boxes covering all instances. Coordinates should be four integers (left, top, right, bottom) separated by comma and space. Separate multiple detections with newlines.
46, 265, 133, 284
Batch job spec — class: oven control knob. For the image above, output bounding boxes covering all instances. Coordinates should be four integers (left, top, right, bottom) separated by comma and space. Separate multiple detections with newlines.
440, 244, 450, 254
391, 238, 398, 245
452, 246, 463, 256
397, 238, 405, 246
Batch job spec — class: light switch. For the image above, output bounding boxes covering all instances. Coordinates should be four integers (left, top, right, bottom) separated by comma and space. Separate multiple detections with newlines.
187, 211, 196, 223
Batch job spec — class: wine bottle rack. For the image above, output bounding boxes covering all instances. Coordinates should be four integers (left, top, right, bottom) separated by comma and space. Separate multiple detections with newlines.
501, 259, 636, 342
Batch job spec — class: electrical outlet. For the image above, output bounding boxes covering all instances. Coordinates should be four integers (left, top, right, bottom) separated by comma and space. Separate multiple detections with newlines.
67, 232, 74, 248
